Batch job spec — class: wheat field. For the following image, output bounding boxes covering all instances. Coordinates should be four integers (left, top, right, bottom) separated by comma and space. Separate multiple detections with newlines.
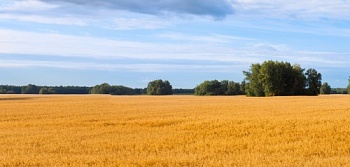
0, 95, 350, 166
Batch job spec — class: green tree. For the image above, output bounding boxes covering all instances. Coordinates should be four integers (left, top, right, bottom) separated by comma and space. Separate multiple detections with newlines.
21, 84, 38, 94
259, 61, 294, 96
226, 81, 241, 95
40, 87, 56, 94
320, 82, 331, 94
173, 88, 195, 95
194, 80, 223, 95
90, 83, 135, 95
210, 80, 224, 95
194, 81, 210, 95
110, 85, 135, 95
195, 80, 241, 96
240, 81, 246, 95
305, 68, 322, 96
163, 80, 173, 95
243, 63, 264, 96
292, 64, 306, 95
221, 80, 229, 94
243, 61, 321, 96
39, 87, 49, 94
147, 79, 173, 95
48, 88, 55, 94
90, 83, 111, 94
0, 88, 7, 94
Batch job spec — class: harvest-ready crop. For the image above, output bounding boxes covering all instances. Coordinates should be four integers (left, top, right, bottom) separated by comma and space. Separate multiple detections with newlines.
1, 95, 350, 166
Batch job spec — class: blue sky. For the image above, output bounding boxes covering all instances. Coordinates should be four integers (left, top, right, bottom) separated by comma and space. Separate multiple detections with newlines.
0, 0, 350, 88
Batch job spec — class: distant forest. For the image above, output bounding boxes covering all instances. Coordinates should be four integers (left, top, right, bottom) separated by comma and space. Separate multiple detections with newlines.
0, 84, 195, 95
0, 83, 348, 96
0, 83, 347, 95
1, 60, 349, 96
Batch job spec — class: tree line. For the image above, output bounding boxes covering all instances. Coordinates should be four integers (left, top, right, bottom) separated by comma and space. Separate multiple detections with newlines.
194, 80, 245, 95
0, 85, 91, 94
0, 81, 194, 95
195, 61, 348, 96
1, 61, 349, 96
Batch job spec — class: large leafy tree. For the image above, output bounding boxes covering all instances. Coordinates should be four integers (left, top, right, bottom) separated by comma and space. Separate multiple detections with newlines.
194, 81, 210, 95
243, 60, 321, 96
240, 81, 246, 95
292, 64, 306, 95
305, 68, 322, 96
147, 79, 173, 95
259, 61, 294, 96
243, 63, 264, 96
226, 81, 241, 95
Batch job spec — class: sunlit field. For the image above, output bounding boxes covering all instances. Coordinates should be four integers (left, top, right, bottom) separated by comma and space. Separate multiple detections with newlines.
1, 95, 350, 166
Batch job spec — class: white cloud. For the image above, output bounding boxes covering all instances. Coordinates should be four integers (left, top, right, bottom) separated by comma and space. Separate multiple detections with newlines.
230, 0, 350, 20
158, 33, 255, 43
296, 51, 350, 67
0, 29, 153, 59
0, 59, 242, 73
0, 1, 173, 29
0, 28, 349, 72
0, 29, 258, 62
1, 0, 58, 12
112, 18, 170, 30
0, 0, 90, 26
254, 43, 291, 52
41, 0, 234, 18
0, 14, 87, 26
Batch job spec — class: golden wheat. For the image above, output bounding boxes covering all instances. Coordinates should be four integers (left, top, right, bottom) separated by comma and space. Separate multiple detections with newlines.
0, 95, 350, 166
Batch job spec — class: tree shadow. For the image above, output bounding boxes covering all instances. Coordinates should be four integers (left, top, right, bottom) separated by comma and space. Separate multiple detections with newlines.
0, 97, 35, 101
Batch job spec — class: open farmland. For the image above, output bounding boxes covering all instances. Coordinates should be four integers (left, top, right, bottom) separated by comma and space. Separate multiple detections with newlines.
1, 95, 350, 166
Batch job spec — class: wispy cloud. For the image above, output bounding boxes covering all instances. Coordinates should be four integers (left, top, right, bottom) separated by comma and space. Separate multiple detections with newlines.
0, 29, 256, 62
0, 29, 154, 58
0, 14, 88, 26
0, 59, 244, 73
158, 33, 255, 43
5, 0, 350, 22
1, 28, 348, 72
230, 0, 350, 20
112, 17, 170, 30
1, 0, 58, 12
41, 0, 234, 18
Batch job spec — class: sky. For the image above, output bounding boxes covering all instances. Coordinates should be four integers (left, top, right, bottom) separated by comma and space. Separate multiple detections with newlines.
0, 0, 350, 88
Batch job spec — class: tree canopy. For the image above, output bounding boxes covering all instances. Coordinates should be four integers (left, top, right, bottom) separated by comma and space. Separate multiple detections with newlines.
91, 83, 135, 95
21, 84, 39, 94
243, 60, 322, 96
90, 83, 112, 94
109, 85, 135, 95
147, 79, 173, 95
305, 68, 322, 96
194, 80, 243, 96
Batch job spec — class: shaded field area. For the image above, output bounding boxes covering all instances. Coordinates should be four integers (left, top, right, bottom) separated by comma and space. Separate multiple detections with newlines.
1, 95, 350, 166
